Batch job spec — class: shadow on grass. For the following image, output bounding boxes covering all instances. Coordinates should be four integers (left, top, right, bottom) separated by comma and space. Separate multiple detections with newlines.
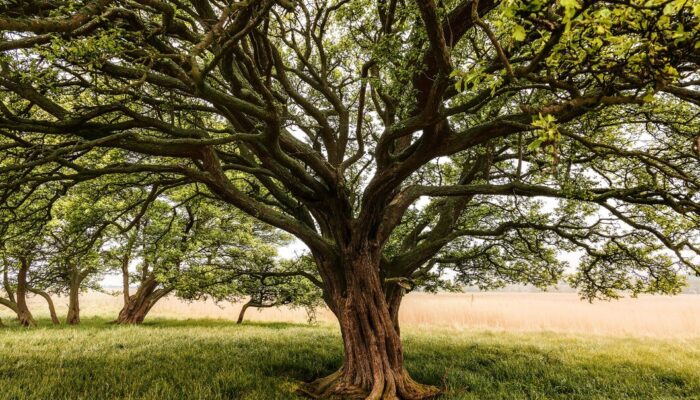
1, 316, 316, 330
139, 318, 311, 330
0, 319, 698, 399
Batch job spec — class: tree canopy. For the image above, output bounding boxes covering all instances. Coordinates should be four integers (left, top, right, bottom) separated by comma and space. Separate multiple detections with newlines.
1, 0, 699, 398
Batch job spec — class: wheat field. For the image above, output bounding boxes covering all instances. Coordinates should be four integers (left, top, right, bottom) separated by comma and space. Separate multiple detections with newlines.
5, 291, 699, 338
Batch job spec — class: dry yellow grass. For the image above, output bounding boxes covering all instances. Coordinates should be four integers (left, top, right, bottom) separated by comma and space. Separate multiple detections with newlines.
4, 291, 699, 338
398, 292, 700, 338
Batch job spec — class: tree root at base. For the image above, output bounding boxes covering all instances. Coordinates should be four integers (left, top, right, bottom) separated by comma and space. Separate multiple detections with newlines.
297, 368, 441, 400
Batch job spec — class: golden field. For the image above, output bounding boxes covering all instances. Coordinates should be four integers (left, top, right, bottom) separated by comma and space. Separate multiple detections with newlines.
4, 291, 699, 338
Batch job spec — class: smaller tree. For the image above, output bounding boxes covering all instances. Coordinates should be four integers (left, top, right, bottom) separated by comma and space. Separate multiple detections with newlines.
112, 202, 177, 324
40, 183, 125, 324
0, 262, 21, 325
112, 195, 201, 324
0, 177, 66, 327
6, 236, 63, 326
27, 286, 60, 325
179, 256, 324, 325
0, 235, 42, 327
233, 258, 324, 324
111, 187, 294, 324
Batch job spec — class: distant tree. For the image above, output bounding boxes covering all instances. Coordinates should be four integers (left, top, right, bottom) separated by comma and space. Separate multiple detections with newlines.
232, 259, 324, 324
99, 186, 173, 324
0, 183, 61, 327
112, 197, 195, 324
0, 232, 65, 326
0, 1, 699, 397
27, 287, 60, 325
175, 255, 324, 324
41, 191, 110, 324
0, 261, 18, 319
33, 180, 160, 324
112, 188, 291, 324
0, 220, 47, 327
101, 188, 152, 308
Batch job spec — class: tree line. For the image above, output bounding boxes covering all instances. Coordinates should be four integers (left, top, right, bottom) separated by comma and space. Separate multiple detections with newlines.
0, 180, 322, 327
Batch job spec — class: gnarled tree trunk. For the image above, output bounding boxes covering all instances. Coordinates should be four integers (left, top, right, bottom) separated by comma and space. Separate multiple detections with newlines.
236, 299, 252, 324
66, 278, 81, 325
116, 276, 171, 324
28, 287, 60, 325
66, 268, 93, 325
301, 247, 438, 400
236, 299, 274, 324
15, 259, 36, 327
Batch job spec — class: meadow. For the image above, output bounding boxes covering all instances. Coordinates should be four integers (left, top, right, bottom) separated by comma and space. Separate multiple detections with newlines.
1, 293, 700, 399
4, 291, 700, 337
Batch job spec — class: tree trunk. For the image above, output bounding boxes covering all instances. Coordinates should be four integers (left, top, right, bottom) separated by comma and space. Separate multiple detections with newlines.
385, 284, 405, 336
237, 300, 275, 324
300, 248, 438, 400
237, 300, 252, 324
2, 265, 15, 304
15, 260, 36, 327
28, 288, 60, 325
1, 265, 17, 328
116, 276, 170, 324
121, 259, 130, 306
66, 279, 81, 325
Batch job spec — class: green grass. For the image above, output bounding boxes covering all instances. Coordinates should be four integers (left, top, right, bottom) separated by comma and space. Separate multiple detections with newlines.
0, 318, 699, 399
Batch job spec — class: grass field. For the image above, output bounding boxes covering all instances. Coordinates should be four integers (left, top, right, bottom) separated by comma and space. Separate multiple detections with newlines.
0, 318, 699, 399
3, 291, 700, 337
2, 292, 700, 399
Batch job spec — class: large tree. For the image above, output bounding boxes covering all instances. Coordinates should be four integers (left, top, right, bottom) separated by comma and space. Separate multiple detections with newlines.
1, 0, 699, 398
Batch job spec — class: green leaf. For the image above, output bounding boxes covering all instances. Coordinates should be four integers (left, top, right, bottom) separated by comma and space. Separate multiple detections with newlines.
560, 0, 581, 22
513, 24, 526, 42
643, 91, 655, 103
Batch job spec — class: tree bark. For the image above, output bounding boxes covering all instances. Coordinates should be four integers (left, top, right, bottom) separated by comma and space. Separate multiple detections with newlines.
300, 247, 438, 400
28, 287, 60, 325
66, 278, 81, 325
385, 284, 405, 336
121, 257, 130, 306
1, 266, 17, 328
2, 265, 15, 304
116, 276, 170, 324
15, 260, 36, 327
237, 300, 252, 324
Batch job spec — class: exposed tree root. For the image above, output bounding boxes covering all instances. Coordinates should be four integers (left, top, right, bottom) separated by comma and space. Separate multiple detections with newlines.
298, 368, 441, 400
